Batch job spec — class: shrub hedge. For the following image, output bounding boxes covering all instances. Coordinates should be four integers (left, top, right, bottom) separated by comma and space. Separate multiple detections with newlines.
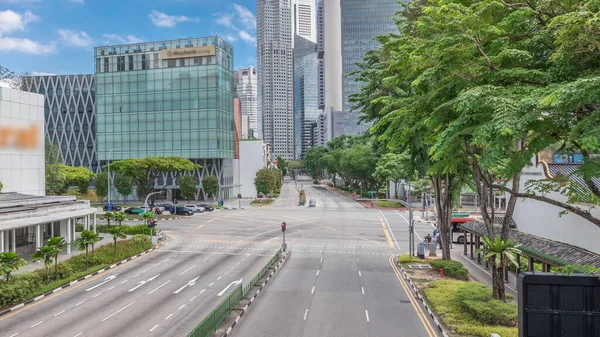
429, 259, 469, 280
0, 235, 152, 309
75, 224, 156, 236
398, 254, 427, 264
424, 279, 518, 337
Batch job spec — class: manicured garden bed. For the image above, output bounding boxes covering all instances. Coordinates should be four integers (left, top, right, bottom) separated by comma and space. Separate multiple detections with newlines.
251, 199, 275, 206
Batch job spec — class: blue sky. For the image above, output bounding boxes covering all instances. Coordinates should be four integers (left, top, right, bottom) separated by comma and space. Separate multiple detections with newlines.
0, 0, 258, 75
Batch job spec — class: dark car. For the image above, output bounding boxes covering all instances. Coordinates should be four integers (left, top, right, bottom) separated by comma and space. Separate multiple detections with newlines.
124, 207, 145, 215
196, 204, 214, 211
173, 206, 194, 216
103, 204, 122, 211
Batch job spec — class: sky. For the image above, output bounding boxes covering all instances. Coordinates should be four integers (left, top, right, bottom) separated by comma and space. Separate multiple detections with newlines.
0, 0, 258, 75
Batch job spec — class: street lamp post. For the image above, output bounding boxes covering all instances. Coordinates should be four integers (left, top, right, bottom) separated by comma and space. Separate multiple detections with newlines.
107, 147, 123, 209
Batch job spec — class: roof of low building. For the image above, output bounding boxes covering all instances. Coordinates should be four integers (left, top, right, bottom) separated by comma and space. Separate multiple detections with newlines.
460, 220, 600, 268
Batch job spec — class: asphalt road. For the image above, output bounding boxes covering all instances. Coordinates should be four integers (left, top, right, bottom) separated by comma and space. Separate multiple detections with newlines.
0, 180, 439, 337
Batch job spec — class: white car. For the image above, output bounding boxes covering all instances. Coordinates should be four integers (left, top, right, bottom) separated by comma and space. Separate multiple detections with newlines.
139, 205, 165, 212
184, 204, 205, 213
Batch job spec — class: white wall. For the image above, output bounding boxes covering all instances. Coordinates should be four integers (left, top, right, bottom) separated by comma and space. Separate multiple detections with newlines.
0, 88, 45, 196
238, 140, 267, 198
323, 0, 343, 112
508, 159, 600, 254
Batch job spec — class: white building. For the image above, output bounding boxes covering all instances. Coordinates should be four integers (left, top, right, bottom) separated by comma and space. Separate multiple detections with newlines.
508, 151, 600, 254
321, 0, 343, 116
293, 0, 317, 43
234, 67, 259, 138
258, 0, 295, 160
0, 87, 96, 256
233, 140, 271, 198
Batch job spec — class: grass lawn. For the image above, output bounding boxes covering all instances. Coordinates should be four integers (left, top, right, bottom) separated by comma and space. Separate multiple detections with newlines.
375, 200, 403, 208
251, 199, 274, 206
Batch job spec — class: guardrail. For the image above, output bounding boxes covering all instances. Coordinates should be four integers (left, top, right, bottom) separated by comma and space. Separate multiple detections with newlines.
187, 249, 283, 337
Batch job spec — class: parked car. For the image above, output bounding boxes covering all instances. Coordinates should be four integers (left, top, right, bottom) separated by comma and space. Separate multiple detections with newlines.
102, 204, 122, 211
184, 204, 205, 213
124, 207, 146, 215
173, 206, 194, 216
309, 199, 316, 207
196, 204, 214, 212
139, 205, 165, 212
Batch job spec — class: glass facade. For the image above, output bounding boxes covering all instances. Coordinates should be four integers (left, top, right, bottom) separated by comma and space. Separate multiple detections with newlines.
94, 37, 235, 161
341, 0, 401, 135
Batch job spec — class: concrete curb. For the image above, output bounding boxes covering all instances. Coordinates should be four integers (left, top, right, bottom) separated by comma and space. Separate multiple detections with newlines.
0, 245, 160, 317
221, 250, 290, 337
396, 260, 450, 337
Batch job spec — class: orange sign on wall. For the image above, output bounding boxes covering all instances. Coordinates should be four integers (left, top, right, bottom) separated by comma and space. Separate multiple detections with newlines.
0, 124, 40, 149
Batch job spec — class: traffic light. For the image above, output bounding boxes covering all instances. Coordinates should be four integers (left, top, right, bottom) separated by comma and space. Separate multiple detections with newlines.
281, 222, 286, 232
147, 219, 157, 228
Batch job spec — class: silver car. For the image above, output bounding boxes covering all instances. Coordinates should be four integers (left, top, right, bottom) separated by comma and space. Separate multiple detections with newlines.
184, 204, 205, 213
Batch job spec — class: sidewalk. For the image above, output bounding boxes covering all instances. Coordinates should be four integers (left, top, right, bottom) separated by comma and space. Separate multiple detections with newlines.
222, 198, 254, 209
14, 233, 115, 274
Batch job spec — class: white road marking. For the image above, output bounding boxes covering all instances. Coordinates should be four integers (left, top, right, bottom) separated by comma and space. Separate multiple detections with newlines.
217, 276, 222, 280
85, 275, 117, 292
316, 270, 320, 276
74, 333, 82, 337
320, 257, 323, 263
190, 296, 197, 301
178, 304, 186, 310
217, 279, 243, 296
311, 286, 315, 294
209, 282, 214, 287
121, 280, 128, 284
304, 309, 309, 320
133, 274, 140, 278
202, 255, 213, 261
9, 334, 19, 337
150, 324, 159, 332
361, 287, 365, 295
200, 289, 206, 294
129, 274, 161, 292
358, 271, 362, 277
173, 277, 199, 294
74, 301, 85, 307
148, 280, 171, 294
365, 310, 370, 322
107, 286, 115, 291
165, 314, 173, 320
179, 265, 197, 275
164, 259, 170, 262
54, 310, 66, 317
102, 301, 136, 322
30, 321, 44, 328
380, 211, 401, 249
92, 292, 102, 298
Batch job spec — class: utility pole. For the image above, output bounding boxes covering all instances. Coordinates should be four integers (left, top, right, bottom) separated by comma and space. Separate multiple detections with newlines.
408, 180, 414, 257
281, 222, 287, 251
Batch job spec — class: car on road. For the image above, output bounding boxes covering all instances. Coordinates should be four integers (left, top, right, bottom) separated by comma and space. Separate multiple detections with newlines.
196, 204, 214, 212
184, 204, 205, 213
309, 199, 316, 207
173, 206, 195, 216
124, 207, 146, 215
102, 204, 122, 211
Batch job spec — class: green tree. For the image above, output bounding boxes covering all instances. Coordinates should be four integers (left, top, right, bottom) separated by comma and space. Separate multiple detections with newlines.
0, 180, 3, 193
33, 244, 59, 284
64, 166, 96, 195
75, 230, 102, 269
94, 171, 108, 201
114, 212, 125, 226
0, 251, 27, 281
143, 210, 156, 229
114, 173, 133, 198
104, 211, 114, 226
373, 152, 414, 199
303, 146, 328, 180
45, 136, 63, 165
109, 157, 201, 206
179, 175, 198, 200
277, 156, 288, 177
476, 237, 521, 301
202, 175, 219, 201
254, 168, 275, 196
107, 226, 127, 252
47, 236, 66, 278
46, 163, 68, 195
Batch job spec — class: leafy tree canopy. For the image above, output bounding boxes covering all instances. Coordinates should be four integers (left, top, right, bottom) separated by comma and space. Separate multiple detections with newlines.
179, 175, 198, 200
201, 175, 219, 198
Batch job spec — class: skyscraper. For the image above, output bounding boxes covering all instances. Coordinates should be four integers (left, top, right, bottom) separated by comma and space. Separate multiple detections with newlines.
257, 0, 294, 159
293, 0, 317, 43
341, 0, 401, 135
294, 34, 318, 159
233, 67, 258, 138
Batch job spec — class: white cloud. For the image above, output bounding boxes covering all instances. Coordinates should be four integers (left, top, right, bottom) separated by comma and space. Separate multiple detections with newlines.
68, 0, 84, 4
102, 33, 143, 44
223, 33, 238, 42
0, 10, 39, 34
57, 29, 93, 47
238, 30, 256, 44
31, 71, 57, 76
232, 4, 255, 31
148, 10, 199, 28
214, 14, 235, 30
0, 36, 56, 54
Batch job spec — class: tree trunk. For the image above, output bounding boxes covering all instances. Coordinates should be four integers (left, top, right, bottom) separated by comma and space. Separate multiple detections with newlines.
432, 174, 453, 260
492, 261, 506, 301
54, 255, 58, 278
45, 266, 49, 284
85, 247, 89, 268
394, 180, 399, 199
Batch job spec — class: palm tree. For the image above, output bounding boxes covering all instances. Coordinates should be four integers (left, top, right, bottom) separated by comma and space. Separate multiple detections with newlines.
75, 230, 102, 269
114, 212, 125, 226
475, 236, 521, 301
107, 226, 127, 252
33, 245, 59, 284
47, 236, 66, 278
104, 211, 114, 226
0, 251, 27, 281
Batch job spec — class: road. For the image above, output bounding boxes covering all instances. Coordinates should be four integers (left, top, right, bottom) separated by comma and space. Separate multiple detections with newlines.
0, 180, 439, 337
230, 181, 440, 337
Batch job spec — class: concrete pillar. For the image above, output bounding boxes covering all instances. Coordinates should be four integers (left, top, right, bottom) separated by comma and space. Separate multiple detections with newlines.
50, 222, 55, 237
66, 219, 72, 255
528, 256, 534, 272
93, 213, 97, 233
11, 229, 16, 252
0, 231, 5, 252
516, 253, 521, 275
463, 233, 468, 255
476, 236, 481, 264
469, 233, 474, 259
36, 224, 42, 249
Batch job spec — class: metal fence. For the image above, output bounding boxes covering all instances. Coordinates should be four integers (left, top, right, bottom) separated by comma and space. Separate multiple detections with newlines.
187, 249, 283, 337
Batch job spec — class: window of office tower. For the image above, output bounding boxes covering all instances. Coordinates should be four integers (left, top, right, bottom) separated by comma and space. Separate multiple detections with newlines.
93, 37, 235, 162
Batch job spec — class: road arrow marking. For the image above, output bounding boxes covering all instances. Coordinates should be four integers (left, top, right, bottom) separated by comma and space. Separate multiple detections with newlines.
85, 275, 117, 291
128, 274, 160, 292
217, 278, 242, 296
173, 277, 199, 294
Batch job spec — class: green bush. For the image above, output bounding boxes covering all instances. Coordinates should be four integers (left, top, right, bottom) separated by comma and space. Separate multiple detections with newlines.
398, 254, 427, 264
457, 282, 518, 326
424, 279, 518, 337
429, 259, 469, 280
76, 224, 154, 236
0, 236, 152, 310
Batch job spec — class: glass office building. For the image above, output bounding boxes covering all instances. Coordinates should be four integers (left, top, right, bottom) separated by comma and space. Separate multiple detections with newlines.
341, 0, 401, 135
94, 37, 235, 199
